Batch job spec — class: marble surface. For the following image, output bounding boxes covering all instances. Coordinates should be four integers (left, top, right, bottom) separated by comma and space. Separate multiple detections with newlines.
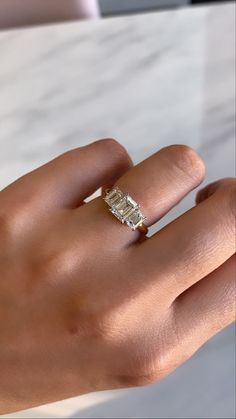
0, 3, 235, 418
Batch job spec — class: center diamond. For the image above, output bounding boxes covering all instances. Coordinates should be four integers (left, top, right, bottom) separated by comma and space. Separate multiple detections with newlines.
111, 193, 137, 223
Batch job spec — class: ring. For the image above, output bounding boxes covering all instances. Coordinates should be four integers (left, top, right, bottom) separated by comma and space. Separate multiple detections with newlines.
103, 187, 148, 234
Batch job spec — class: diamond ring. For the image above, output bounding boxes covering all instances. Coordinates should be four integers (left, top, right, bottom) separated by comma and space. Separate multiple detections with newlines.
103, 187, 148, 234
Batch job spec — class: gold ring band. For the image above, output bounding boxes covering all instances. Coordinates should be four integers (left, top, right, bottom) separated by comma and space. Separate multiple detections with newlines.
137, 223, 148, 235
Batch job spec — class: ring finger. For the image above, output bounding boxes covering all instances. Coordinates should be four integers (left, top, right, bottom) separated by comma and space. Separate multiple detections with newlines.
81, 144, 205, 246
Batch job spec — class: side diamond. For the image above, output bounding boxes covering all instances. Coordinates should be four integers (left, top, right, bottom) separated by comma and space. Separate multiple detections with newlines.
126, 210, 146, 230
104, 188, 124, 207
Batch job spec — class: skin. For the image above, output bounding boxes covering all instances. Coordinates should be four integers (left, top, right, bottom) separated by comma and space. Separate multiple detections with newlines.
0, 0, 100, 29
0, 139, 235, 414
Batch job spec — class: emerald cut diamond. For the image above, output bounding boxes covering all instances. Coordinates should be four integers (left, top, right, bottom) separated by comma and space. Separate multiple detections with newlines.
104, 188, 123, 207
104, 187, 147, 231
126, 210, 146, 230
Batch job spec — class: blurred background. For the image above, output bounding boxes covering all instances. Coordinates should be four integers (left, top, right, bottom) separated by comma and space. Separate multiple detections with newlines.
0, 0, 235, 418
0, 0, 228, 29
99, 0, 223, 16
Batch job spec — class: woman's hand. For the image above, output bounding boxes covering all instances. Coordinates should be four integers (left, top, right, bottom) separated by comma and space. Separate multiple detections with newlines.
0, 139, 235, 414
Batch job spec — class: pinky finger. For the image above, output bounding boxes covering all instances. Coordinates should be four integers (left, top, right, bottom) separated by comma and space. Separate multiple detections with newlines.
172, 254, 236, 354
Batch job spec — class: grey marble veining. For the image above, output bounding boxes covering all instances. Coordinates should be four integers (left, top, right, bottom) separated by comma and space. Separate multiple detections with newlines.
0, 3, 235, 419
0, 6, 207, 188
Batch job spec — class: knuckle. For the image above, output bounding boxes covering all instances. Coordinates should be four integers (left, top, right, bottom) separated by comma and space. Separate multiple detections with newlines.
131, 364, 160, 387
95, 137, 121, 150
58, 149, 77, 164
87, 312, 119, 340
166, 144, 205, 184
95, 138, 132, 167
59, 139, 132, 170
118, 344, 173, 389
117, 371, 158, 388
0, 207, 29, 272
32, 249, 69, 285
118, 358, 168, 388
0, 210, 19, 244
90, 319, 110, 339
57, 145, 91, 164
0, 212, 10, 236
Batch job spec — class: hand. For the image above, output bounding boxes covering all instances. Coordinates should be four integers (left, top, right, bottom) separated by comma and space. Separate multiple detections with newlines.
0, 139, 235, 414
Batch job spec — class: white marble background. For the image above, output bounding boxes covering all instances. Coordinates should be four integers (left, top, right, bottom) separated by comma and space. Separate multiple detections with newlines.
0, 3, 235, 418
